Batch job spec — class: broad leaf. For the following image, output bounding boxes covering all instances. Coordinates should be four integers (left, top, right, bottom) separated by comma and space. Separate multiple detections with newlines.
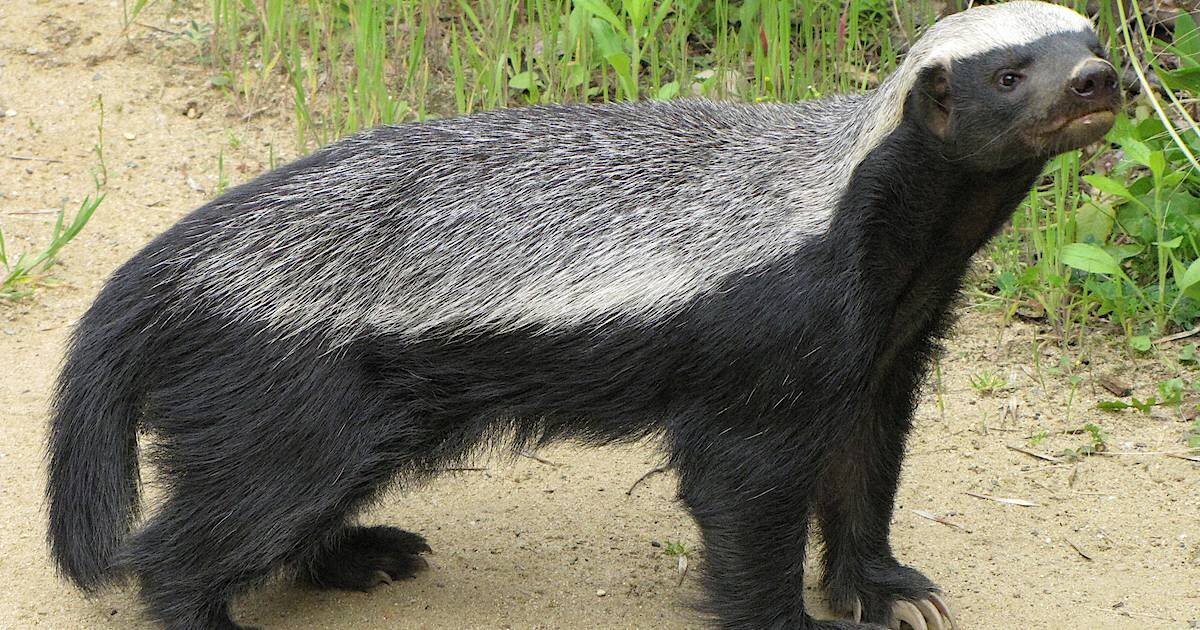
1180, 258, 1200, 298
1083, 174, 1132, 200
655, 81, 680, 100
1121, 139, 1153, 168
1062, 243, 1121, 276
508, 71, 537, 90
576, 0, 624, 32
1172, 11, 1200, 65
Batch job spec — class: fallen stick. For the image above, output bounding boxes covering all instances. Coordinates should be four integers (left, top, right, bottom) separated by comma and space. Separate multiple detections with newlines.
965, 492, 1038, 507
626, 466, 669, 496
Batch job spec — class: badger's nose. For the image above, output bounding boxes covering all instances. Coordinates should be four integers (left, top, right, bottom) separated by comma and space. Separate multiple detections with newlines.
1070, 60, 1119, 102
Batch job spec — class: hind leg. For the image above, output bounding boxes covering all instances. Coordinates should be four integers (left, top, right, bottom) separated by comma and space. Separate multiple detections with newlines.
126, 441, 417, 629
301, 525, 432, 591
128, 376, 433, 627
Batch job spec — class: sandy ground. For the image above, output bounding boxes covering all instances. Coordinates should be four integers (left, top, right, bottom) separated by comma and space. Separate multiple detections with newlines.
2, 1, 1199, 628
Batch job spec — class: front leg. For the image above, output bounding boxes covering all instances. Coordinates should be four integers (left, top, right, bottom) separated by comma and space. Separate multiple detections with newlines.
671, 423, 884, 630
815, 392, 956, 629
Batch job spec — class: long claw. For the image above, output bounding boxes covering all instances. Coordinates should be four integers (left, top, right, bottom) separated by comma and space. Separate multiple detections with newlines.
890, 601, 927, 630
853, 597, 863, 623
915, 599, 944, 630
372, 569, 393, 586
929, 593, 957, 630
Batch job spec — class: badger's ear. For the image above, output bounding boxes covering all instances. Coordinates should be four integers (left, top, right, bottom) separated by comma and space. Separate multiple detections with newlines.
909, 64, 952, 140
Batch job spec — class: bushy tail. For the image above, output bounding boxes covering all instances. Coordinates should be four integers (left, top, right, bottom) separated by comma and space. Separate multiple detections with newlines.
46, 278, 156, 590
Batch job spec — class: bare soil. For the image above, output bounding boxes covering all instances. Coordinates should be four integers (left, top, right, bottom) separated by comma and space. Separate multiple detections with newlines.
2, 1, 1198, 628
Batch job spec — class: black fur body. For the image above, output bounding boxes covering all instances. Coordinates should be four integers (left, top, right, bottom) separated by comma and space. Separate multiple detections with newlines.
47, 3, 1121, 628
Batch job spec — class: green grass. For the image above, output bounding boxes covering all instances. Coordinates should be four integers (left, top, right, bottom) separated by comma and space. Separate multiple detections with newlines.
967, 370, 1008, 397
1, 94, 106, 301
1, 194, 104, 300
183, 0, 1198, 347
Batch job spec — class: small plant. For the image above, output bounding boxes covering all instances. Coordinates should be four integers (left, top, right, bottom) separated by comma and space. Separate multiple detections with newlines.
664, 540, 691, 584
215, 147, 229, 197
1097, 378, 1190, 414
968, 370, 1008, 396
92, 95, 108, 188
1060, 422, 1108, 461
1186, 419, 1200, 449
1, 194, 104, 299
1028, 429, 1050, 447
121, 0, 160, 33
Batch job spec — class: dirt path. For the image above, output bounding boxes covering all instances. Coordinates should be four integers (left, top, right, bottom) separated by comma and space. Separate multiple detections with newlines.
2, 1, 1198, 628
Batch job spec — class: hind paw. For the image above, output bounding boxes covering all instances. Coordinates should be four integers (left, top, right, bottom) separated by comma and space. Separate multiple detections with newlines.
302, 525, 431, 591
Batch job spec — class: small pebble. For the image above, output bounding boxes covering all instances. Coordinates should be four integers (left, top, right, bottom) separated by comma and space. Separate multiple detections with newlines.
4, 109, 15, 117
595, 589, 606, 597
123, 132, 136, 141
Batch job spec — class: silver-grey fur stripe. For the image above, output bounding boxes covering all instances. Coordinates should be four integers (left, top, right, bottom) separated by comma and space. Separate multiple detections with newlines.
155, 1, 1094, 343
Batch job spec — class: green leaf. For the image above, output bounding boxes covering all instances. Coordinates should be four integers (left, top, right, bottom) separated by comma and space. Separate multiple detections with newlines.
576, 0, 624, 32
1096, 400, 1131, 411
1130, 396, 1155, 412
649, 0, 674, 34
564, 62, 588, 88
508, 71, 537, 91
606, 52, 633, 83
654, 80, 680, 101
1107, 242, 1144, 262
622, 0, 647, 30
1149, 150, 1166, 180
1109, 113, 1137, 142
1083, 174, 1132, 200
1157, 378, 1185, 405
589, 17, 624, 57
1062, 243, 1121, 276
1074, 201, 1114, 244
1121, 139, 1153, 168
1160, 66, 1200, 94
1163, 171, 1188, 188
1129, 336, 1152, 352
1154, 235, 1183, 249
1171, 11, 1200, 65
1180, 258, 1200, 298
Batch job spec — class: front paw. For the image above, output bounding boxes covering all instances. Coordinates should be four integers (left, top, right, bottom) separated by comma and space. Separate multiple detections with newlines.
826, 564, 957, 630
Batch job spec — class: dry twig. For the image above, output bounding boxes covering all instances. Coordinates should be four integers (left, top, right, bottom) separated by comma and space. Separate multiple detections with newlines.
626, 466, 669, 496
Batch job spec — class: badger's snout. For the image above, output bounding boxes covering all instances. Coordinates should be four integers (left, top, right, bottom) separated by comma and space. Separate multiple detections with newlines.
1069, 58, 1120, 104
1028, 54, 1121, 154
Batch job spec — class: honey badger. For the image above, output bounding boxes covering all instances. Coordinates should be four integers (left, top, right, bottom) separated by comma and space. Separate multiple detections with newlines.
47, 2, 1121, 628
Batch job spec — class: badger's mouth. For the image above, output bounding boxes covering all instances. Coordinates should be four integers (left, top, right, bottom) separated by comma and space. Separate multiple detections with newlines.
1032, 107, 1117, 153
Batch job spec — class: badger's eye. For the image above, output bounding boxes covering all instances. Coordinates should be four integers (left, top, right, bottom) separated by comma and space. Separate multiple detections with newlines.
997, 71, 1024, 90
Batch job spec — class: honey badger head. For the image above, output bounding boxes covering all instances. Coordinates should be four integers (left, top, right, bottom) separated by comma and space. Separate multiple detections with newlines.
899, 1, 1121, 169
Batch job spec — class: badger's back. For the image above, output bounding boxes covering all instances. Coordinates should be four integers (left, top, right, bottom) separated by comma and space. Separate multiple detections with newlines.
150, 99, 868, 342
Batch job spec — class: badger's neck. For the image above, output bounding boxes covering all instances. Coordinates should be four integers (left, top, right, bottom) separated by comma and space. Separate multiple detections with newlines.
838, 60, 929, 178
827, 115, 1044, 368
